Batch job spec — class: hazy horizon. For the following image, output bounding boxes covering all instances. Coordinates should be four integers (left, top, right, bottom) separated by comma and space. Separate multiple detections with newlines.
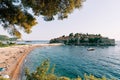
1, 0, 120, 41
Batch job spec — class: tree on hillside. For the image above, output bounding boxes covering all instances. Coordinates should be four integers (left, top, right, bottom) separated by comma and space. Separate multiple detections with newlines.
74, 33, 80, 38
0, 0, 85, 38
69, 33, 74, 38
0, 35, 9, 41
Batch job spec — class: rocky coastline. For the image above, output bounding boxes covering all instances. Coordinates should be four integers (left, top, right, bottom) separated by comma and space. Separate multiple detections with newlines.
50, 33, 115, 46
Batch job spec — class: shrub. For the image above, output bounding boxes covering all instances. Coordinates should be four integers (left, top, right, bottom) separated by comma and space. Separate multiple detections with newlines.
0, 76, 9, 80
25, 60, 114, 80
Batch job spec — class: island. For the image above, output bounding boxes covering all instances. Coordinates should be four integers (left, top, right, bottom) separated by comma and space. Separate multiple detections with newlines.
50, 33, 115, 46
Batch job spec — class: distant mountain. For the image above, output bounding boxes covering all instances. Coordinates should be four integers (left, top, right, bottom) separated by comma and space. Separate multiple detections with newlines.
50, 33, 115, 46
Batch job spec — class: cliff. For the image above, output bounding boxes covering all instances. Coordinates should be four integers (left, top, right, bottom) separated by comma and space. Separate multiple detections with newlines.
50, 33, 115, 46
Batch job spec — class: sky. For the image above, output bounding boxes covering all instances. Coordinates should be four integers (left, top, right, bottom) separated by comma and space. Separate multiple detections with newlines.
1, 0, 120, 40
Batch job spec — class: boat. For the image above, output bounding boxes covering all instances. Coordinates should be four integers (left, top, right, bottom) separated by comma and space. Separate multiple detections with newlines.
87, 48, 95, 51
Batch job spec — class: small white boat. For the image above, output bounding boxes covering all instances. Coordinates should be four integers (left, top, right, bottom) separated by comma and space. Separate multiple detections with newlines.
87, 48, 95, 51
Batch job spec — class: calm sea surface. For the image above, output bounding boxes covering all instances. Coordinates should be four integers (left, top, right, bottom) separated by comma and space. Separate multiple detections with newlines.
21, 41, 120, 80
17, 40, 49, 44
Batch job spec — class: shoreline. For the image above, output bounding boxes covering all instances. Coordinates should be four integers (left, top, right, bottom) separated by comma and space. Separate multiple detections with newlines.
0, 43, 63, 80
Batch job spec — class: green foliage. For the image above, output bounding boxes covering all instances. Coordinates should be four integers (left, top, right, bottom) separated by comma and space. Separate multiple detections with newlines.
0, 42, 8, 47
0, 42, 16, 47
74, 33, 80, 38
84, 74, 113, 80
25, 60, 114, 80
0, 0, 84, 38
68, 38, 76, 45
0, 41, 16, 47
9, 37, 18, 41
0, 76, 9, 80
0, 35, 17, 47
0, 35, 9, 41
69, 33, 74, 38
25, 59, 50, 80
59, 77, 70, 80
50, 33, 115, 46
0, 35, 18, 41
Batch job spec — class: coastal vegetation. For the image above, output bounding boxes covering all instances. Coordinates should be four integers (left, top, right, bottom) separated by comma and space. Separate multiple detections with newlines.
24, 60, 114, 80
0, 76, 9, 80
0, 0, 84, 38
0, 42, 16, 47
0, 35, 17, 47
50, 33, 115, 46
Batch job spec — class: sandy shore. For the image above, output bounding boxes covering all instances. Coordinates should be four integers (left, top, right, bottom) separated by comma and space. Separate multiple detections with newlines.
0, 43, 63, 80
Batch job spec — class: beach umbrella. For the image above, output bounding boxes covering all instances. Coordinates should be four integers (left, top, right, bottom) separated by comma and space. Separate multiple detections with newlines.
3, 75, 10, 79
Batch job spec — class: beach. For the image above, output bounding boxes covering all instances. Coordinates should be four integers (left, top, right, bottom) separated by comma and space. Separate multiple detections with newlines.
0, 43, 63, 80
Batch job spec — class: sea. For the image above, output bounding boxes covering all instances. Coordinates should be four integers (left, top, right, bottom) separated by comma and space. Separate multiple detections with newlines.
20, 41, 120, 80
16, 40, 49, 44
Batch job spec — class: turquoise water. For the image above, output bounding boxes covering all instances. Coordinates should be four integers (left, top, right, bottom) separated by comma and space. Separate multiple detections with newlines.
21, 42, 120, 80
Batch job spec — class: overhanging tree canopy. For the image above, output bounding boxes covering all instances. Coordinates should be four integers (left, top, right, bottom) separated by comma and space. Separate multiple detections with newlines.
0, 0, 85, 38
